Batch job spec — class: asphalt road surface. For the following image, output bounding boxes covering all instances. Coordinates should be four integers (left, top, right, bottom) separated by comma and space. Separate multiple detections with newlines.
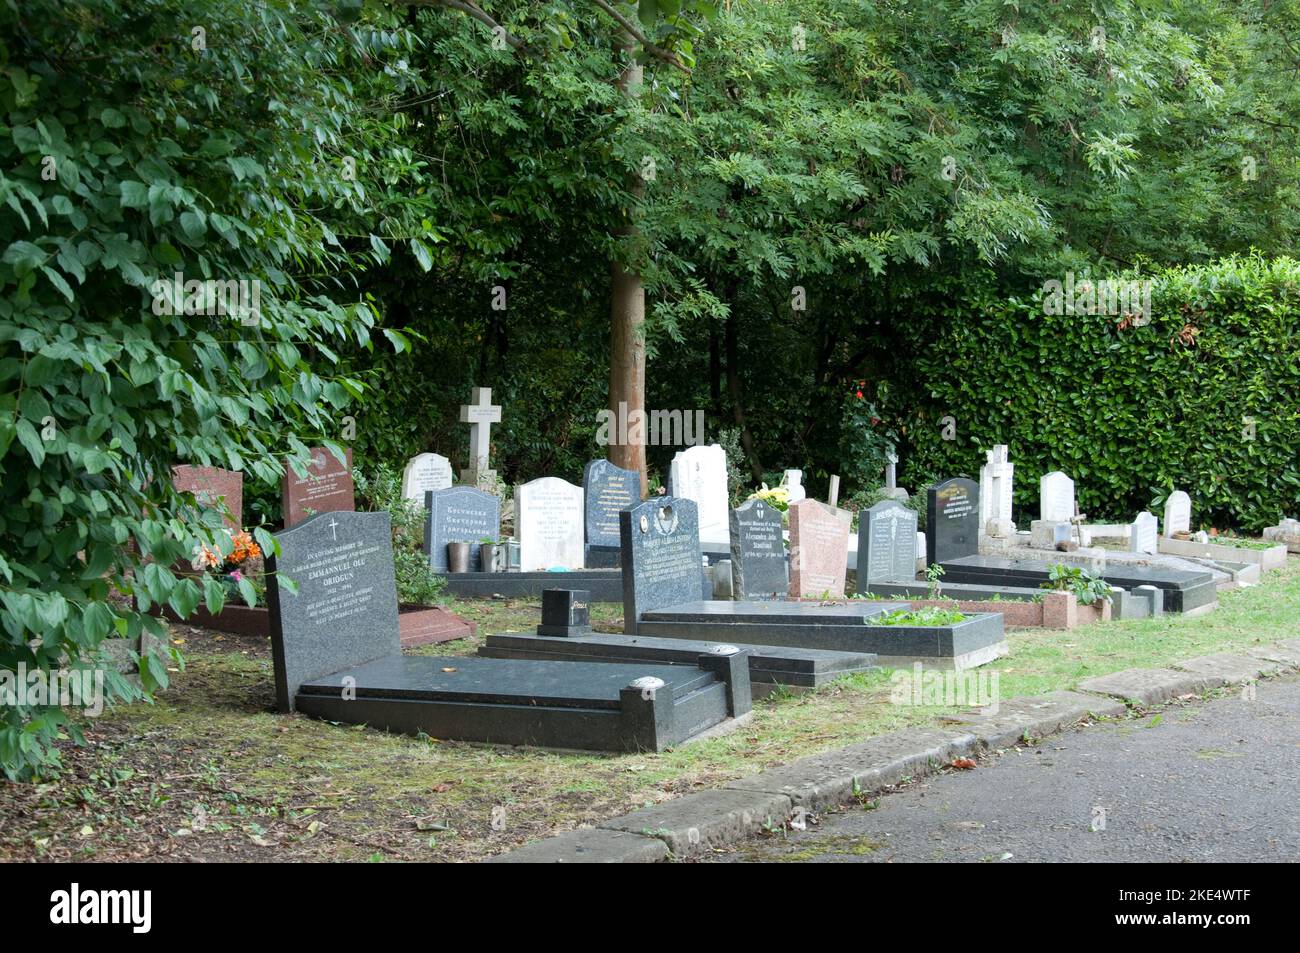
716, 675, 1300, 863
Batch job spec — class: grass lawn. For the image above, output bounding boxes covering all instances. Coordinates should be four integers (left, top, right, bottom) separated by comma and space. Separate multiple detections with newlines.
2, 561, 1297, 862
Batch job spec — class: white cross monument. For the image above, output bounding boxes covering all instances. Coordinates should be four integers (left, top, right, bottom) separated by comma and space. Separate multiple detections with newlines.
459, 387, 501, 490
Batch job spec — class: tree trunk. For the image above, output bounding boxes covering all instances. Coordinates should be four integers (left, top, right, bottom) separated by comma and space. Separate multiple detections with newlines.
724, 284, 764, 482
608, 34, 648, 496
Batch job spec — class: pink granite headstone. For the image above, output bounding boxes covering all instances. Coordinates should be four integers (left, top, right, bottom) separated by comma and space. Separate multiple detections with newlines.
788, 499, 851, 598
172, 465, 244, 529
281, 447, 355, 528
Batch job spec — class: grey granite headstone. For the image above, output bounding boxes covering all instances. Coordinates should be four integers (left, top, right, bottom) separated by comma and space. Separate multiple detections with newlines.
266, 511, 399, 712
621, 497, 702, 633
424, 485, 501, 572
583, 459, 641, 566
927, 477, 979, 564
729, 499, 788, 600
858, 500, 919, 588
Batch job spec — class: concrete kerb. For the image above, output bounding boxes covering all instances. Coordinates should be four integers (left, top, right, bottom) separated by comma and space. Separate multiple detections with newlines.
484, 640, 1300, 862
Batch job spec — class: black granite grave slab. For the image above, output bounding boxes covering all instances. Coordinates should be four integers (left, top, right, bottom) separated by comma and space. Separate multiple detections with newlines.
480, 631, 879, 690
730, 499, 789, 599
269, 512, 748, 751
441, 568, 623, 601
584, 459, 641, 567
640, 599, 906, 625
294, 655, 748, 752
937, 554, 1216, 613
630, 610, 1006, 668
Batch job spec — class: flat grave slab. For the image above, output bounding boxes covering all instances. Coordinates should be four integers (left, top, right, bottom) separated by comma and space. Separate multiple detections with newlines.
268, 511, 747, 752
441, 568, 623, 601
865, 580, 1046, 602
480, 631, 880, 691
937, 554, 1216, 613
295, 655, 748, 752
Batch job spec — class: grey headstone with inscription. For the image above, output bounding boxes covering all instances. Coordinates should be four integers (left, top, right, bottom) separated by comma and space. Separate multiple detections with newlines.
729, 499, 788, 600
583, 459, 641, 566
424, 486, 501, 572
858, 500, 919, 589
621, 497, 702, 633
266, 511, 399, 712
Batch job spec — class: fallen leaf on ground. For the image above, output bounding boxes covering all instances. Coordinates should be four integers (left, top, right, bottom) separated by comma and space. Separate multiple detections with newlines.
951, 758, 977, 770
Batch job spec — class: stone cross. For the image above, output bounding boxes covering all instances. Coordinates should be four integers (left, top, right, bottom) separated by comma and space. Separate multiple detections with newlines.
885, 452, 898, 491
459, 387, 501, 489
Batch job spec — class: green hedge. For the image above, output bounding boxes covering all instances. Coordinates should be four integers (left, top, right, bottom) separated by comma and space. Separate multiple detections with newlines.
894, 256, 1300, 532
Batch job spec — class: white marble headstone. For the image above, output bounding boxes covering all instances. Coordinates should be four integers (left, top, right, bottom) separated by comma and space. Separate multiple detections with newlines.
1163, 491, 1191, 538
783, 469, 806, 504
1131, 511, 1158, 555
979, 445, 1014, 534
401, 452, 453, 504
669, 444, 731, 547
1040, 471, 1075, 523
515, 477, 585, 570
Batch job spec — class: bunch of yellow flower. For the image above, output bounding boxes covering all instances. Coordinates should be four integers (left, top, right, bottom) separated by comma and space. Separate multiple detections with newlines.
747, 483, 791, 512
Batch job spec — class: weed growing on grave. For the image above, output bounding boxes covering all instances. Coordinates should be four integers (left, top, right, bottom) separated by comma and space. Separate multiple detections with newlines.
876, 607, 967, 626
1040, 563, 1112, 605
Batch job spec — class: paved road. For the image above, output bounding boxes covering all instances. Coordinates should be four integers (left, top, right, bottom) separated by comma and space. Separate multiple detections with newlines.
717, 675, 1300, 862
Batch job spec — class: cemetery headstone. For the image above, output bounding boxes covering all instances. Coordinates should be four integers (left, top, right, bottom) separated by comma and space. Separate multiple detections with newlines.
858, 500, 919, 588
401, 452, 453, 505
281, 447, 354, 528
583, 459, 641, 566
1163, 491, 1191, 538
788, 499, 851, 598
668, 444, 730, 547
881, 451, 908, 501
266, 510, 398, 712
172, 464, 243, 528
424, 485, 501, 572
1131, 511, 1158, 555
1039, 470, 1075, 523
783, 469, 806, 503
516, 477, 585, 570
979, 445, 1014, 535
926, 477, 979, 564
729, 498, 788, 600
459, 386, 501, 490
621, 497, 702, 632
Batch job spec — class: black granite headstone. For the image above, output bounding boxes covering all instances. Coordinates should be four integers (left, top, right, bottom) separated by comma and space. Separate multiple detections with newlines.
729, 499, 788, 600
583, 459, 641, 566
926, 477, 979, 565
539, 588, 592, 637
266, 511, 399, 712
858, 500, 919, 591
423, 485, 501, 572
621, 497, 702, 633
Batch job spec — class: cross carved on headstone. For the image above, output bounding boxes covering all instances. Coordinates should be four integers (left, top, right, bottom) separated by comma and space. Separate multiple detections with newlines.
459, 387, 502, 489
328, 517, 340, 541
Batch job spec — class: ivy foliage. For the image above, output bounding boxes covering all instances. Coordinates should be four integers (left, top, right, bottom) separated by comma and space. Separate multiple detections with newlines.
0, 0, 418, 778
